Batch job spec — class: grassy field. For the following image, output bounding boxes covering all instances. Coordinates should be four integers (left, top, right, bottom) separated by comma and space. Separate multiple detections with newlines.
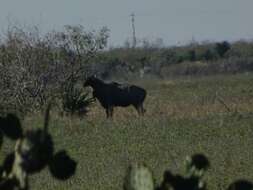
2, 73, 253, 189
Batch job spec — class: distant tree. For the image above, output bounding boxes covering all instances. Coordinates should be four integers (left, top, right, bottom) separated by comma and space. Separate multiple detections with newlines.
188, 50, 196, 61
124, 39, 131, 49
141, 38, 164, 49
202, 49, 214, 61
153, 38, 164, 49
142, 38, 151, 49
215, 41, 231, 58
165, 50, 178, 64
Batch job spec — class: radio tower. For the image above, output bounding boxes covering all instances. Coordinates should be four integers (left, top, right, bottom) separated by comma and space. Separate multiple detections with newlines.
130, 13, 136, 48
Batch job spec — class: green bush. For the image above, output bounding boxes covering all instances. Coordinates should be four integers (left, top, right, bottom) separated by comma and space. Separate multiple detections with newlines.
62, 82, 94, 116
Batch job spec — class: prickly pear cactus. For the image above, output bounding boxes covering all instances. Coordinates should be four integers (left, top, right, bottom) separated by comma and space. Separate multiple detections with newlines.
124, 163, 154, 190
184, 154, 209, 189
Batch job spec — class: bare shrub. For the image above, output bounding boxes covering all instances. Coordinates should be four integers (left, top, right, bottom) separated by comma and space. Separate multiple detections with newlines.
0, 25, 109, 115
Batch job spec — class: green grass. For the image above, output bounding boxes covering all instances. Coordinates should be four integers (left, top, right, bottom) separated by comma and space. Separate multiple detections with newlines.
2, 73, 253, 189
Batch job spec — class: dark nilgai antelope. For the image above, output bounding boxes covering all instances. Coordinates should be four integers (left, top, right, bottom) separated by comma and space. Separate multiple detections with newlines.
84, 76, 147, 118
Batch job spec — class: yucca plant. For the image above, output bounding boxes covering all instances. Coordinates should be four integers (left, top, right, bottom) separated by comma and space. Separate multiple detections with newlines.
62, 81, 94, 116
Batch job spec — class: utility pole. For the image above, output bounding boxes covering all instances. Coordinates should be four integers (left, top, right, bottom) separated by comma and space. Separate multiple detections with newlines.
130, 13, 136, 48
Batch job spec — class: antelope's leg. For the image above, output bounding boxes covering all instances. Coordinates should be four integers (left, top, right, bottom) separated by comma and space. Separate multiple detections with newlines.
109, 107, 114, 117
106, 108, 110, 118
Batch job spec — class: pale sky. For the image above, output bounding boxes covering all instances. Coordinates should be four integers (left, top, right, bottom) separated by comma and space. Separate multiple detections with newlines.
0, 0, 252, 46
